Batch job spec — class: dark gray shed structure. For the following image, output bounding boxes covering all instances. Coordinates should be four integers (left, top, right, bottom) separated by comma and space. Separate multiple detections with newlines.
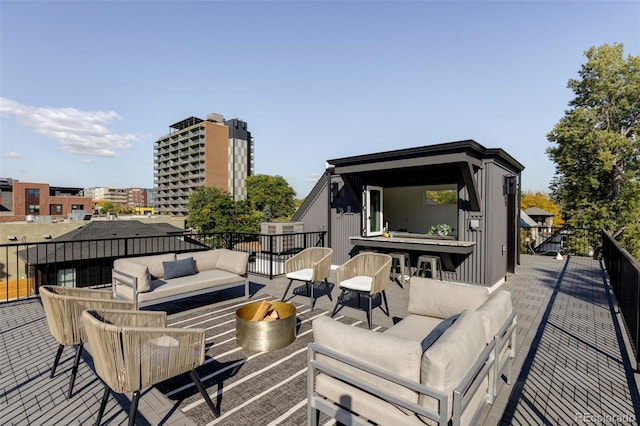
293, 140, 524, 287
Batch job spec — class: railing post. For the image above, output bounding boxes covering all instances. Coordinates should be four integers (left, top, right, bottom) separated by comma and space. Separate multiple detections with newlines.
269, 235, 274, 280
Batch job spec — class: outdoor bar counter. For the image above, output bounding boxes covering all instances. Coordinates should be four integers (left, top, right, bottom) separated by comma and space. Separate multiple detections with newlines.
349, 233, 476, 271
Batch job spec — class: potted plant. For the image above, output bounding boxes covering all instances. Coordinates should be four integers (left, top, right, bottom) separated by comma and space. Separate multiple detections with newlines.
427, 224, 454, 238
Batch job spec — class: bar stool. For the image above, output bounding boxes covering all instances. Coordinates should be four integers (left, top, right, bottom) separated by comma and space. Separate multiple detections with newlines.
389, 252, 411, 288
415, 255, 442, 280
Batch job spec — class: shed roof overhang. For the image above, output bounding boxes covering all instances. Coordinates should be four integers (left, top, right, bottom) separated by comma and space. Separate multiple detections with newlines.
327, 140, 524, 212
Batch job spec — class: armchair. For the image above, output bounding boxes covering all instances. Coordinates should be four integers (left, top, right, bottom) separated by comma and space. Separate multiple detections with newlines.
331, 252, 392, 329
282, 247, 333, 310
39, 285, 137, 398
81, 309, 219, 426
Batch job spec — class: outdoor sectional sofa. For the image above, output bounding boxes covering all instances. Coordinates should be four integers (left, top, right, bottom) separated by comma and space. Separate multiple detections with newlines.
112, 249, 249, 308
308, 277, 517, 426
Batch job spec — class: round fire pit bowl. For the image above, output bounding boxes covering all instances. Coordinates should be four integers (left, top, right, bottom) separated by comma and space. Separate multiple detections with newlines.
236, 301, 297, 352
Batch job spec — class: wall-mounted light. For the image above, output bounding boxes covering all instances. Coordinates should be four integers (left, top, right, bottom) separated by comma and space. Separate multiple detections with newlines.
330, 182, 339, 202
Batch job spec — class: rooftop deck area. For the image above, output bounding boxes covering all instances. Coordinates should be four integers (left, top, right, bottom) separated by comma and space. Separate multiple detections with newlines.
2, 254, 639, 425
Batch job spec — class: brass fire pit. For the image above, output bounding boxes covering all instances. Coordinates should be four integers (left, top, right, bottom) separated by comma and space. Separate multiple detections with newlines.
236, 301, 297, 352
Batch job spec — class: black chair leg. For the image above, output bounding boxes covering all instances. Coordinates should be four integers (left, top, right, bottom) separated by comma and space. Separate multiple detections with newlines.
310, 281, 315, 311
367, 295, 372, 329
330, 289, 345, 317
128, 391, 140, 426
50, 344, 64, 378
382, 290, 390, 317
324, 279, 333, 301
191, 370, 220, 417
95, 383, 110, 426
68, 343, 83, 399
281, 279, 294, 301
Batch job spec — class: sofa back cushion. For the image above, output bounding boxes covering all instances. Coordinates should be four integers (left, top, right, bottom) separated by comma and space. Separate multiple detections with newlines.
476, 290, 513, 344
420, 309, 487, 420
114, 258, 151, 292
216, 249, 249, 275
177, 250, 220, 273
408, 278, 489, 319
313, 316, 422, 405
122, 253, 176, 279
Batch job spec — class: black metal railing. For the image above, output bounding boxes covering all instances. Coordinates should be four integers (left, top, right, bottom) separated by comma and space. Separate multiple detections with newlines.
0, 230, 326, 302
521, 226, 601, 257
603, 231, 640, 362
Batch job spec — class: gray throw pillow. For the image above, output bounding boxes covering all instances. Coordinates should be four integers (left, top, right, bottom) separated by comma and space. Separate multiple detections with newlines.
163, 257, 196, 280
421, 314, 460, 352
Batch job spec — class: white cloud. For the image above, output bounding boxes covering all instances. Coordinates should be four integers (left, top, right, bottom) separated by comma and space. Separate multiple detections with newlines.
1, 151, 23, 159
0, 98, 141, 157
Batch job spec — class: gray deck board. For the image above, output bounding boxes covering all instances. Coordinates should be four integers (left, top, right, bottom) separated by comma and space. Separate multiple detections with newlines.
1, 255, 638, 425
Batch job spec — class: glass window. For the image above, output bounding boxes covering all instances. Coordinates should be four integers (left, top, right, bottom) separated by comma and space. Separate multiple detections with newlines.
57, 269, 76, 287
26, 188, 40, 198
425, 188, 458, 205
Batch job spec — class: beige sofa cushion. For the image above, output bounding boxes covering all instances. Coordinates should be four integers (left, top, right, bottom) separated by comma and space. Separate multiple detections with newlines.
177, 250, 220, 273
114, 258, 151, 292
420, 310, 487, 420
408, 278, 489, 319
384, 314, 443, 343
313, 316, 422, 404
123, 253, 176, 279
216, 249, 249, 275
476, 290, 513, 344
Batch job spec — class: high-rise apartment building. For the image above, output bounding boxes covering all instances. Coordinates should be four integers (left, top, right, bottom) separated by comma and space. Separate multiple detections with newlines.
154, 113, 253, 216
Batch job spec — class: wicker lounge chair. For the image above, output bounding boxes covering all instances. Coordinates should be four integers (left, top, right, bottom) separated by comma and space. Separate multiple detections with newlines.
81, 309, 219, 426
39, 285, 137, 398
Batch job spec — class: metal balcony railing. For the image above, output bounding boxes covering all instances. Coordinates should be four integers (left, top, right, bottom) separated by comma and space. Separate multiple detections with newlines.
0, 230, 326, 303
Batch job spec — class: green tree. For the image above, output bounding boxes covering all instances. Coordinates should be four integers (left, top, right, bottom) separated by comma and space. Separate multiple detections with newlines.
546, 43, 640, 258
246, 175, 296, 220
186, 187, 261, 233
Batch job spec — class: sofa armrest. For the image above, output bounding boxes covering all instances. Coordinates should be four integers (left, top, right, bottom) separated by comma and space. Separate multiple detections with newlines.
112, 268, 142, 304
308, 342, 447, 424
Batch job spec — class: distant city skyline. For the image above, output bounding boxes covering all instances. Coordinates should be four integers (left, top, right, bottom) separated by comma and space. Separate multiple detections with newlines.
1, 1, 638, 197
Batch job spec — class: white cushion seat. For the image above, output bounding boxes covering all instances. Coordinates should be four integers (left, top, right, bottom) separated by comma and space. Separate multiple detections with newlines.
286, 268, 314, 282
339, 276, 373, 292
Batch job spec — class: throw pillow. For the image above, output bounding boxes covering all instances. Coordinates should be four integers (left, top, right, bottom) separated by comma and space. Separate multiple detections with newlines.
420, 314, 460, 352
163, 257, 196, 280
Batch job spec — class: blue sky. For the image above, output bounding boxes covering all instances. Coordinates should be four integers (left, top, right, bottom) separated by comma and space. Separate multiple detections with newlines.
1, 1, 638, 198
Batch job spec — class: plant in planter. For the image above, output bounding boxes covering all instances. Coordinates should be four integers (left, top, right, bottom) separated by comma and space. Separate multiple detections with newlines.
427, 224, 455, 237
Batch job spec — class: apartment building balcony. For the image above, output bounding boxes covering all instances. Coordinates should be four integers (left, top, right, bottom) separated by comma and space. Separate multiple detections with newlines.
1, 235, 639, 425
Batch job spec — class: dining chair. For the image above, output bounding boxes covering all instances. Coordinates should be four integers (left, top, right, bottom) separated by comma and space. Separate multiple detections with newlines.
282, 247, 333, 310
330, 252, 392, 329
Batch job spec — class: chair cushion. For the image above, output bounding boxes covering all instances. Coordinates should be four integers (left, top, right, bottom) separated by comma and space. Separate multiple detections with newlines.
115, 258, 151, 292
216, 249, 249, 275
476, 290, 513, 344
340, 275, 373, 292
163, 257, 196, 280
419, 310, 487, 419
124, 253, 176, 279
177, 250, 220, 273
286, 268, 313, 282
313, 316, 422, 405
408, 277, 490, 319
